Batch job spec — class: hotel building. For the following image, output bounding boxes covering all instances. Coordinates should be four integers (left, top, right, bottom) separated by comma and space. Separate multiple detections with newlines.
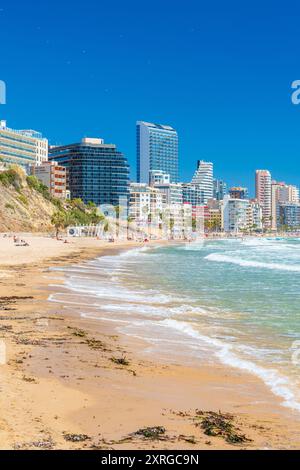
0, 120, 48, 170
191, 160, 213, 204
136, 121, 178, 184
255, 170, 272, 228
49, 137, 129, 206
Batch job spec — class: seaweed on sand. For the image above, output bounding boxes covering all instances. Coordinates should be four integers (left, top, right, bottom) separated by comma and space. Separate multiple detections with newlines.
194, 410, 252, 444
110, 355, 130, 366
63, 433, 91, 442
134, 426, 166, 440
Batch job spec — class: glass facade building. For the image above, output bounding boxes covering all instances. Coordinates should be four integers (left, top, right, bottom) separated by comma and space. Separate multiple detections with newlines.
137, 121, 178, 184
49, 138, 129, 206
0, 120, 48, 171
213, 179, 227, 201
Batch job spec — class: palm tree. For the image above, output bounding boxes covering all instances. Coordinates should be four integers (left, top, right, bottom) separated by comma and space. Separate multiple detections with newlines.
51, 211, 67, 238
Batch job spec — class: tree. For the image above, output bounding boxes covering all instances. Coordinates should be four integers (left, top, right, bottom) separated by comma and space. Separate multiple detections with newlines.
51, 211, 68, 238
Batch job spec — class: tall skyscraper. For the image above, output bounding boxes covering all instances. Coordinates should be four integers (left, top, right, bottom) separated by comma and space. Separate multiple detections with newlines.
255, 170, 272, 228
136, 121, 178, 184
191, 160, 213, 204
49, 137, 129, 206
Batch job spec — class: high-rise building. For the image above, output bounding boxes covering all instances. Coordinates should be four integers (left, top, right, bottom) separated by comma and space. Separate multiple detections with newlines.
182, 183, 203, 206
213, 179, 227, 200
49, 137, 129, 206
277, 202, 300, 228
152, 182, 183, 205
191, 160, 213, 204
0, 120, 48, 170
136, 121, 178, 184
229, 187, 248, 200
271, 181, 300, 230
248, 199, 263, 231
255, 170, 272, 228
288, 185, 299, 203
222, 195, 250, 232
129, 183, 166, 226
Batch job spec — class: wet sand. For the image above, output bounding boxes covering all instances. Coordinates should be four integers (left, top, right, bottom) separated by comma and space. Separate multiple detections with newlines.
0, 237, 300, 449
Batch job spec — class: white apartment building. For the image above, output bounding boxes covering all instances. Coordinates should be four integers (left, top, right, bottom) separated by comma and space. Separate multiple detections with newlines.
0, 120, 48, 170
248, 200, 263, 231
129, 183, 166, 226
153, 182, 183, 205
223, 196, 250, 232
149, 170, 170, 185
191, 160, 213, 204
255, 170, 272, 228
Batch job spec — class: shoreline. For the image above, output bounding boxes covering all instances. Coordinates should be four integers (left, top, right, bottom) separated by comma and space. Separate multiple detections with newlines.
0, 236, 300, 449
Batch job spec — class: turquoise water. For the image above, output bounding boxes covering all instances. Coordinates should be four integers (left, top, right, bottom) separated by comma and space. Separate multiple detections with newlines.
50, 237, 300, 412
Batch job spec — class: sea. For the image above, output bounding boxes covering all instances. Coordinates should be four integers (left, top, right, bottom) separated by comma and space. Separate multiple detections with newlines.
49, 237, 300, 412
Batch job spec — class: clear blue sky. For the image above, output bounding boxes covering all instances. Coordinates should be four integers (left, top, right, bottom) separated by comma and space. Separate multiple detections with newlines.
1, 0, 300, 195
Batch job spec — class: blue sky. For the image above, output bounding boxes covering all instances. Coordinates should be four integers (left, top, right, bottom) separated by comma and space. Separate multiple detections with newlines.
1, 0, 300, 194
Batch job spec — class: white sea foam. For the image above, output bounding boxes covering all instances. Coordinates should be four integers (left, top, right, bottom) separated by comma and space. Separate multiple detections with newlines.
48, 238, 300, 414
161, 319, 300, 412
205, 253, 300, 272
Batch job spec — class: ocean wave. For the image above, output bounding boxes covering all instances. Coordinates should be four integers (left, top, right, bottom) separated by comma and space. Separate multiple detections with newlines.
205, 253, 300, 272
161, 319, 300, 412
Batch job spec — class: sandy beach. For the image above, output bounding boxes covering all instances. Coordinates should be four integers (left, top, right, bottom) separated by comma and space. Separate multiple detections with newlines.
0, 235, 300, 450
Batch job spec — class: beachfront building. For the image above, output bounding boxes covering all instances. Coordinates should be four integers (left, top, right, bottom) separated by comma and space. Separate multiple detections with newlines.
288, 185, 300, 203
277, 202, 300, 229
30, 161, 67, 199
213, 178, 227, 201
247, 199, 263, 231
0, 120, 48, 171
255, 170, 272, 229
129, 183, 165, 227
182, 183, 203, 206
229, 187, 248, 200
49, 137, 129, 206
271, 181, 300, 230
191, 160, 213, 204
136, 121, 178, 183
222, 196, 250, 232
204, 199, 223, 232
152, 181, 183, 205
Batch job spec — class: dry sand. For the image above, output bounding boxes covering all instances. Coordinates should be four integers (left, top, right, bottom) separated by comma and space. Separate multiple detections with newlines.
0, 235, 300, 450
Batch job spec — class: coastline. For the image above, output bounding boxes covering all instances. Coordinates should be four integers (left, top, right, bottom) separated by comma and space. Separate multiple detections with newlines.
1, 237, 300, 449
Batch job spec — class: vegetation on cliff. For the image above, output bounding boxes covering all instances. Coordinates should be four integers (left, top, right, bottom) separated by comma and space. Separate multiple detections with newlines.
0, 166, 104, 233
